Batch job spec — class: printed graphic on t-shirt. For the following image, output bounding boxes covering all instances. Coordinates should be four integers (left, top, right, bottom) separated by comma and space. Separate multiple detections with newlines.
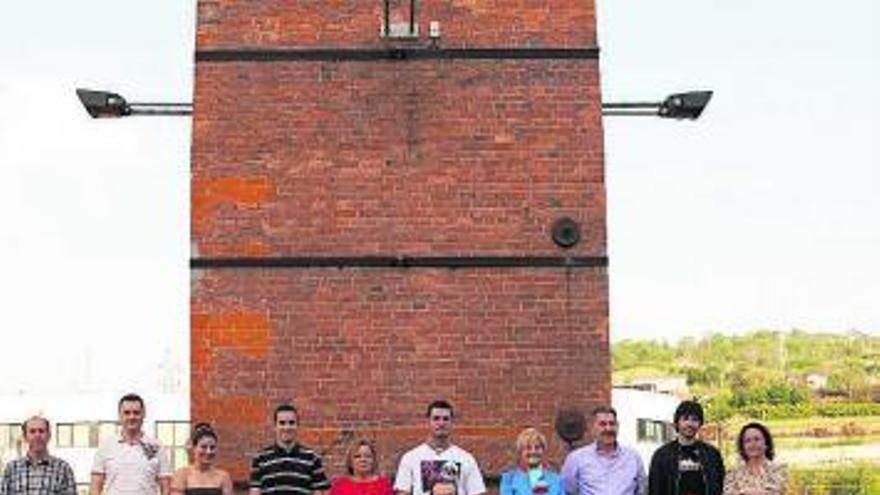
678, 457, 702, 472
677, 446, 705, 495
420, 460, 461, 495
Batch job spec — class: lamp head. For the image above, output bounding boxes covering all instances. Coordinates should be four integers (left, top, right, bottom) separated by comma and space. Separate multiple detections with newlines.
659, 90, 713, 120
76, 88, 132, 118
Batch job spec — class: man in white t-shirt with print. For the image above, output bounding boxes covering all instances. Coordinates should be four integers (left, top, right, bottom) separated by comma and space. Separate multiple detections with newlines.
90, 393, 172, 495
394, 400, 486, 495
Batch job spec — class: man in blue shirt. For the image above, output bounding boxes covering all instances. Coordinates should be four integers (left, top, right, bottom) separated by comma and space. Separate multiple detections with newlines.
561, 406, 646, 495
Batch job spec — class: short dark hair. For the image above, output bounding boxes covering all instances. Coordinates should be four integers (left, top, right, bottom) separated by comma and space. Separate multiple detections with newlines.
190, 422, 218, 446
591, 405, 617, 418
21, 416, 51, 436
118, 393, 145, 412
674, 400, 704, 426
737, 422, 775, 461
274, 403, 299, 423
426, 400, 454, 418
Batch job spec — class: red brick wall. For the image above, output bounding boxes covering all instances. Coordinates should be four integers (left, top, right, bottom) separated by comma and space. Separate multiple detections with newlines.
196, 1, 596, 49
191, 0, 607, 483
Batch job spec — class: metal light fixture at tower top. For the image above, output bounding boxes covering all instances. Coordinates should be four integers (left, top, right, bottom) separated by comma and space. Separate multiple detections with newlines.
76, 88, 192, 118
77, 88, 713, 120
602, 90, 713, 120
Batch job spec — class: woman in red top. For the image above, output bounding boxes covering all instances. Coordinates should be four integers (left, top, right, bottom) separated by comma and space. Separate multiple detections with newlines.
330, 439, 394, 495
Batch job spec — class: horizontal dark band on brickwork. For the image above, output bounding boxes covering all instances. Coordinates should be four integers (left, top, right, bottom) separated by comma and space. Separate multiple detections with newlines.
190, 255, 608, 269
195, 47, 599, 63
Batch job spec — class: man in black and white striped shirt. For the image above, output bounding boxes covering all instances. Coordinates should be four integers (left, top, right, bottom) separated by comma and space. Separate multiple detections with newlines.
249, 403, 330, 495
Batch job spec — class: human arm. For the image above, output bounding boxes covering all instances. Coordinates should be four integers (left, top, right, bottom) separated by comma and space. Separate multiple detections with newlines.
499, 471, 514, 495
709, 447, 725, 495
764, 462, 787, 495
392, 454, 413, 495
59, 462, 78, 495
646, 448, 664, 495
170, 468, 187, 495
221, 471, 234, 495
310, 454, 330, 495
462, 455, 486, 495
2, 464, 12, 495
157, 445, 173, 495
776, 464, 788, 495
635, 454, 648, 495
159, 475, 171, 495
91, 441, 108, 495
721, 467, 737, 495
90, 473, 106, 495
559, 452, 579, 495
249, 451, 263, 495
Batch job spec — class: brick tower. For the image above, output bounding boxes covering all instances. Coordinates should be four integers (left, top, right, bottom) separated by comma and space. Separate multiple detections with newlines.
191, 0, 608, 482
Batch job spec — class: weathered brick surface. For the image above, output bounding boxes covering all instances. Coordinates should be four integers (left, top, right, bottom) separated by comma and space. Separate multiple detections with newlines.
196, 1, 596, 49
191, 0, 607, 484
192, 269, 609, 476
192, 60, 605, 257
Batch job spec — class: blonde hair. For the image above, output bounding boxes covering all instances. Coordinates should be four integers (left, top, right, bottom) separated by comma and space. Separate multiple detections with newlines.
515, 427, 547, 452
345, 439, 378, 475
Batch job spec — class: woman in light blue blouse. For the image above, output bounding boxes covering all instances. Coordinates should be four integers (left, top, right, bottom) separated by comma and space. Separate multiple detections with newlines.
500, 428, 564, 495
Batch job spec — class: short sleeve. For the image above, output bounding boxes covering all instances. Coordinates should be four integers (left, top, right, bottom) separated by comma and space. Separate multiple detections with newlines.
250, 455, 263, 490
498, 471, 514, 495
393, 454, 414, 494
92, 442, 108, 474
158, 446, 173, 477
461, 456, 486, 495
310, 454, 330, 490
60, 462, 78, 495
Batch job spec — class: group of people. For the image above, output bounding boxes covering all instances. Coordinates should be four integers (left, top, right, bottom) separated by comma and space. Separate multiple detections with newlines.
1, 395, 787, 495
515, 401, 786, 495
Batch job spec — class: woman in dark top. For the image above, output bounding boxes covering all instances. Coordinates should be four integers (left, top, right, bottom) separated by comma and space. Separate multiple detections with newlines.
329, 439, 393, 495
171, 423, 233, 495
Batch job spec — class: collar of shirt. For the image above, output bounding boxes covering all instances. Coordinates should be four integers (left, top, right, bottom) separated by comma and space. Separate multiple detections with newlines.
591, 442, 621, 458
275, 442, 300, 453
24, 455, 50, 466
117, 431, 146, 444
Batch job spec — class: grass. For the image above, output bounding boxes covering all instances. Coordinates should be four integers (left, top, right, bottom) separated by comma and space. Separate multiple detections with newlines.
763, 415, 880, 434
775, 434, 880, 449
788, 463, 880, 495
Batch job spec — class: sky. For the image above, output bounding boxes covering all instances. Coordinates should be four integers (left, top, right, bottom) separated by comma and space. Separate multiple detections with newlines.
0, 1, 878, 400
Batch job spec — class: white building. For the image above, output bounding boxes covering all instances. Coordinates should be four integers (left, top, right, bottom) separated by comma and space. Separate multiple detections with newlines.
0, 390, 189, 491
611, 387, 680, 466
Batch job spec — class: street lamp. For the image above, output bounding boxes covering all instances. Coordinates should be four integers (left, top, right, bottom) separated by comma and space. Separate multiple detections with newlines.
77, 87, 711, 120
601, 90, 713, 120
76, 88, 192, 118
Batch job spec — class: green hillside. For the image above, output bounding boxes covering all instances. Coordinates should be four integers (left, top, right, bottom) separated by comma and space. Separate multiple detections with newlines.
612, 330, 880, 421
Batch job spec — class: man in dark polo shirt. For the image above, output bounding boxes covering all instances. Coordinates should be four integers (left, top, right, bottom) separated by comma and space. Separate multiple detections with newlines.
249, 403, 330, 495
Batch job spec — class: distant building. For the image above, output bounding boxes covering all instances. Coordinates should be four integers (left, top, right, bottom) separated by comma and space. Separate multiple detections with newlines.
805, 373, 828, 390
0, 391, 188, 491
616, 376, 690, 397
611, 387, 680, 467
